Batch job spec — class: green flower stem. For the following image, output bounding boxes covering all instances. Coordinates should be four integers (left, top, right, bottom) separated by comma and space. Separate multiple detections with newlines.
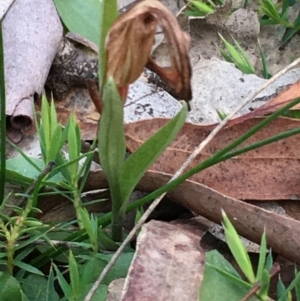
73, 185, 84, 229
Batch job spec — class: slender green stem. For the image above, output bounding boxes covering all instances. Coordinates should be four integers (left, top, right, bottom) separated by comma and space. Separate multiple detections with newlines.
0, 22, 6, 205
73, 185, 83, 229
98, 0, 118, 89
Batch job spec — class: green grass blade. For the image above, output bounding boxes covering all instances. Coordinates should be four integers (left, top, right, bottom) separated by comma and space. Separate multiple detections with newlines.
98, 78, 126, 196
69, 251, 80, 298
119, 103, 188, 213
258, 269, 270, 298
53, 263, 73, 300
222, 210, 255, 283
261, 0, 281, 22
233, 38, 255, 73
295, 268, 300, 300
46, 265, 58, 301
258, 39, 271, 79
99, 0, 118, 88
278, 270, 300, 301
219, 48, 235, 64
190, 0, 215, 14
256, 230, 267, 281
67, 115, 80, 180
219, 34, 253, 74
98, 77, 126, 241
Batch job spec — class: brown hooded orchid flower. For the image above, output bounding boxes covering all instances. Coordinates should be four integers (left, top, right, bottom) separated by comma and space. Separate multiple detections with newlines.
88, 0, 192, 113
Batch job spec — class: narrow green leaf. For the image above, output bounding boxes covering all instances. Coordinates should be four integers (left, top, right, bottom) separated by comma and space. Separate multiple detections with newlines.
81, 257, 96, 286
98, 227, 119, 251
53, 263, 73, 300
48, 125, 63, 162
265, 250, 273, 271
119, 103, 188, 212
67, 115, 80, 179
281, 28, 298, 47
281, 0, 290, 16
13, 260, 44, 276
295, 269, 300, 300
46, 266, 59, 301
69, 251, 80, 298
41, 97, 50, 158
277, 276, 287, 300
258, 39, 271, 79
258, 269, 270, 299
219, 48, 235, 63
219, 34, 253, 74
50, 99, 58, 138
190, 0, 215, 14
54, 0, 102, 45
261, 0, 281, 22
0, 272, 23, 301
278, 270, 300, 301
15, 246, 36, 261
260, 18, 280, 25
98, 78, 126, 203
233, 38, 255, 73
98, 0, 118, 87
79, 208, 97, 244
222, 210, 255, 283
256, 231, 267, 281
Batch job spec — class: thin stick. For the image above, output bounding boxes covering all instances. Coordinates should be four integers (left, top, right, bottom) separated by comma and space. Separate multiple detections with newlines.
84, 58, 300, 301
86, 80, 103, 114
19, 161, 56, 208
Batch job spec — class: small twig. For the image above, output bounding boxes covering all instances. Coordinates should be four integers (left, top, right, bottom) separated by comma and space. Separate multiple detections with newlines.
86, 80, 103, 114
240, 262, 281, 301
19, 161, 56, 208
84, 59, 300, 301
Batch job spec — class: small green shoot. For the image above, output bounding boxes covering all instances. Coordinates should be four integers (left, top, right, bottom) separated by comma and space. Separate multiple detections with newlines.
222, 210, 255, 283
219, 34, 255, 74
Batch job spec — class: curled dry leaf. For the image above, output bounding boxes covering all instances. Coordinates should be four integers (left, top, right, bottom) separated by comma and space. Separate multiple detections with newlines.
105, 0, 192, 102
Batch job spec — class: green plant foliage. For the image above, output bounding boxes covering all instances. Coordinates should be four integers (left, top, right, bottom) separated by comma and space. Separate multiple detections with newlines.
98, 0, 118, 86
0, 272, 23, 301
278, 270, 300, 301
219, 34, 255, 74
53, 0, 102, 45
98, 77, 188, 241
20, 274, 59, 301
185, 0, 223, 17
199, 250, 252, 301
79, 252, 134, 286
119, 101, 188, 211
256, 231, 267, 281
295, 268, 300, 300
185, 0, 215, 16
6, 156, 64, 186
222, 211, 255, 283
258, 269, 270, 300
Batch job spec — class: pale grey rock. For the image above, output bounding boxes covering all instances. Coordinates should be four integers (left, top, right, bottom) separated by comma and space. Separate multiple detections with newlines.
106, 279, 125, 301
124, 79, 182, 123
188, 58, 300, 124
